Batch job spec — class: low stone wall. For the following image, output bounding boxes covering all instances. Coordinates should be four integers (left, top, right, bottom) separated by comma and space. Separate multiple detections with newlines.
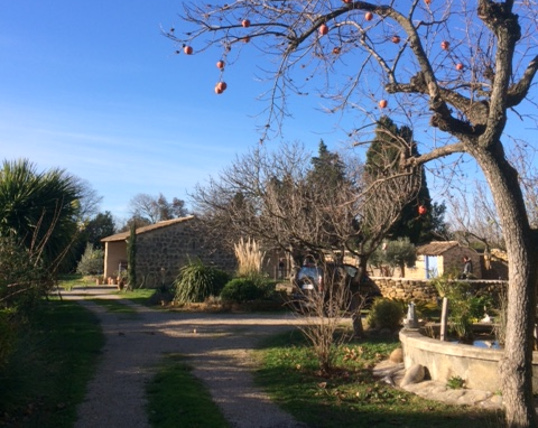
400, 328, 538, 392
372, 278, 437, 302
371, 277, 507, 303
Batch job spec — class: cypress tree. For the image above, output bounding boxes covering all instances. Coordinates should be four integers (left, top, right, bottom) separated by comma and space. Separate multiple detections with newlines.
365, 116, 436, 244
127, 222, 137, 290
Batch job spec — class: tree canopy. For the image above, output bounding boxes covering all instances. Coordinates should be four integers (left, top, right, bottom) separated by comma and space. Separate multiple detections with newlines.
127, 193, 187, 226
193, 142, 418, 270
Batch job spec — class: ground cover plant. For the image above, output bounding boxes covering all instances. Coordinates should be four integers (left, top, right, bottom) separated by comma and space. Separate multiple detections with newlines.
0, 299, 104, 428
254, 330, 503, 428
146, 354, 231, 428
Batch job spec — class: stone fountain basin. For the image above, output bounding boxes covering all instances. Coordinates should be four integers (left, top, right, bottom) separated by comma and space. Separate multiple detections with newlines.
399, 327, 538, 392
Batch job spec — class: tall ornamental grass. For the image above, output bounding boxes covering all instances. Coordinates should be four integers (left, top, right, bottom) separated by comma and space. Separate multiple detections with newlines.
234, 237, 265, 278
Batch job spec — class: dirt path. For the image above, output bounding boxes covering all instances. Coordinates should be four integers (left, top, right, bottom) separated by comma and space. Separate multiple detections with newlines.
61, 286, 308, 428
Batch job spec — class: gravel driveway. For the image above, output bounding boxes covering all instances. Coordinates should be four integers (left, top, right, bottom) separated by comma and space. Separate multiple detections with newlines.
61, 286, 308, 428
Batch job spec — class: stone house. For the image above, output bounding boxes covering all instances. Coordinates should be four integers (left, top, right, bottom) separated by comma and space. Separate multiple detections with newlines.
101, 216, 236, 287
404, 241, 481, 280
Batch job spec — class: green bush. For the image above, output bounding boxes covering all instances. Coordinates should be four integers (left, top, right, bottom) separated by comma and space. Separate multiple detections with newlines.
0, 236, 48, 313
367, 298, 404, 330
212, 269, 231, 295
247, 274, 278, 297
220, 278, 265, 303
431, 275, 488, 340
76, 243, 104, 276
174, 260, 230, 304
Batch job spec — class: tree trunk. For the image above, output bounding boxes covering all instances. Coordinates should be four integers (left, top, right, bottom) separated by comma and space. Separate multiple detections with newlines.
350, 294, 365, 338
349, 257, 370, 338
475, 144, 538, 427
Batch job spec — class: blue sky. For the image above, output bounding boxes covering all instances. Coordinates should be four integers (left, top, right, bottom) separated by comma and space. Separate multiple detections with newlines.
0, 1, 351, 222
1, 2, 536, 225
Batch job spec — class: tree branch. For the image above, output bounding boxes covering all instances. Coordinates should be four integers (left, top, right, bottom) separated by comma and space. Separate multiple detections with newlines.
507, 55, 538, 107
404, 142, 466, 167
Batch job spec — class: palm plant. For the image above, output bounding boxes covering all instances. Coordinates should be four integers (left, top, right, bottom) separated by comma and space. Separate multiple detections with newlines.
0, 159, 83, 273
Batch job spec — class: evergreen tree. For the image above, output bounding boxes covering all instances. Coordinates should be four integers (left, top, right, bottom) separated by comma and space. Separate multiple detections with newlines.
82, 211, 115, 249
306, 141, 350, 258
127, 223, 137, 290
308, 140, 346, 191
365, 117, 436, 245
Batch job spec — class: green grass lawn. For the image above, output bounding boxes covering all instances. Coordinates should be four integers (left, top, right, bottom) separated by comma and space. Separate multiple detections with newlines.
116, 288, 157, 305
254, 330, 504, 428
56, 273, 96, 290
86, 289, 156, 317
146, 354, 231, 428
88, 297, 141, 318
0, 299, 105, 428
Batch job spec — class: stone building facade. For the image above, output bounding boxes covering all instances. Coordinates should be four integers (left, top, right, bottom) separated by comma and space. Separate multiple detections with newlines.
405, 241, 482, 280
101, 216, 236, 287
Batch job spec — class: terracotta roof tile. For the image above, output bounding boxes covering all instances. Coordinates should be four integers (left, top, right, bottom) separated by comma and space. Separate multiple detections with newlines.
101, 215, 195, 242
416, 241, 460, 256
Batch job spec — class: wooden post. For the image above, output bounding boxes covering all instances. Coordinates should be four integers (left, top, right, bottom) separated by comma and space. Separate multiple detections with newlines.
440, 297, 448, 341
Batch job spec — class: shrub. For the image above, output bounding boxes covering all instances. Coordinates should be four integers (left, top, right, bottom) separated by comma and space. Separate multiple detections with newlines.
174, 260, 230, 304
76, 244, 104, 276
447, 375, 465, 389
367, 298, 404, 330
244, 273, 278, 297
211, 269, 231, 296
220, 278, 265, 303
431, 275, 489, 341
0, 237, 47, 312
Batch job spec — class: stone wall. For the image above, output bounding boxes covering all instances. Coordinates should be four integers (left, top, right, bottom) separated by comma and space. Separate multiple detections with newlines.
135, 220, 236, 288
372, 277, 507, 303
372, 277, 438, 302
400, 328, 538, 392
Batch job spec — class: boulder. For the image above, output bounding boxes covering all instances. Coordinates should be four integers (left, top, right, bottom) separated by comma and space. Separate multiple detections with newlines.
389, 347, 403, 363
400, 364, 426, 387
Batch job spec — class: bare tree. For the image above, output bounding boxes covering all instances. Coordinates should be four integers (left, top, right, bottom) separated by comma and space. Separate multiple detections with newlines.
129, 193, 158, 224
73, 177, 103, 222
192, 142, 419, 337
291, 266, 357, 374
128, 193, 187, 224
169, 2, 538, 424
193, 143, 417, 264
510, 147, 538, 229
447, 181, 505, 250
